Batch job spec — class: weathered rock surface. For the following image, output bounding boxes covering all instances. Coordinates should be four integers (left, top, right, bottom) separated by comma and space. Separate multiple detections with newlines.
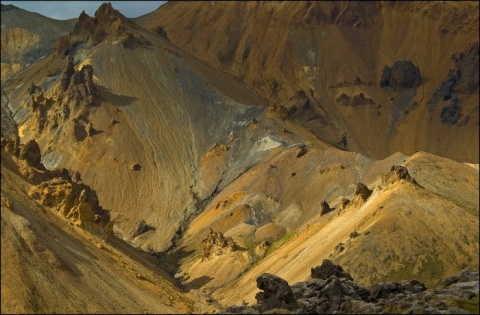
311, 259, 354, 281
1, 135, 112, 236
53, 2, 151, 57
202, 229, 236, 259
354, 182, 373, 201
226, 262, 479, 314
381, 165, 419, 186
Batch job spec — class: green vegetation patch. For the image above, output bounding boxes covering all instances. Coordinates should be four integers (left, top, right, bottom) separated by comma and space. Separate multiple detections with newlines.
265, 231, 297, 257
451, 295, 479, 314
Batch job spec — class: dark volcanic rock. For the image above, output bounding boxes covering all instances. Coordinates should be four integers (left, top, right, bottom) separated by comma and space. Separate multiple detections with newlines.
370, 280, 427, 301
440, 98, 461, 125
255, 273, 297, 311
226, 266, 479, 314
311, 259, 354, 281
379, 60, 421, 90
452, 41, 479, 93
19, 139, 44, 169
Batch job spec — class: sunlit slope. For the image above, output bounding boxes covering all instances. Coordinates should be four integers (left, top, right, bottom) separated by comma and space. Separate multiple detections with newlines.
4, 20, 300, 252
0, 151, 194, 314
209, 151, 479, 306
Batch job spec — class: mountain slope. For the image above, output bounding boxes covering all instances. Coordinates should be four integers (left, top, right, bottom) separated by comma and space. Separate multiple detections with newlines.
0, 4, 75, 81
0, 2, 478, 313
138, 1, 479, 162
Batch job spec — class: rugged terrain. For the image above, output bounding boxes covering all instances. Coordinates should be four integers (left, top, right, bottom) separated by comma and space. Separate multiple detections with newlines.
1, 2, 479, 314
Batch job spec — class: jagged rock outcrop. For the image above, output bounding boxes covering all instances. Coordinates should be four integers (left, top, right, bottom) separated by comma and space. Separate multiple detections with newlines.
226, 263, 479, 314
1, 136, 112, 236
18, 139, 44, 169
311, 259, 354, 281
379, 60, 421, 90
354, 183, 373, 201
202, 228, 236, 259
452, 41, 479, 93
381, 165, 419, 187
53, 2, 151, 57
427, 41, 478, 116
29, 176, 112, 235
26, 55, 100, 143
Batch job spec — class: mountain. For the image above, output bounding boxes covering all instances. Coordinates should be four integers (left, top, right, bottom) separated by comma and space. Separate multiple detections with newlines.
137, 1, 479, 163
0, 4, 75, 81
1, 2, 478, 313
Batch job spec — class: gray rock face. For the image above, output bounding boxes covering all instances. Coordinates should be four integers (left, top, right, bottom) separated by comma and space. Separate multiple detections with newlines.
379, 60, 421, 90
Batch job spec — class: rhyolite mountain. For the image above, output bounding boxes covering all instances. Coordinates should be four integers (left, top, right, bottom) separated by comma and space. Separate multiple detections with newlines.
1, 2, 478, 314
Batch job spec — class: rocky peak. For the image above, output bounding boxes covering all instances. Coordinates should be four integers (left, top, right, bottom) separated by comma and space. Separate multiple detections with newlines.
54, 2, 139, 56
94, 2, 126, 26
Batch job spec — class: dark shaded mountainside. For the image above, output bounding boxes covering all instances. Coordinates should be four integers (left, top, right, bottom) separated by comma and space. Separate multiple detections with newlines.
137, 1, 479, 163
1, 1, 479, 314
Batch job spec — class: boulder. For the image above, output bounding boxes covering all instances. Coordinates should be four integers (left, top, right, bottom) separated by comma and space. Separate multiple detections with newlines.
255, 273, 297, 311
18, 139, 44, 169
319, 200, 333, 216
311, 259, 354, 281
379, 60, 421, 90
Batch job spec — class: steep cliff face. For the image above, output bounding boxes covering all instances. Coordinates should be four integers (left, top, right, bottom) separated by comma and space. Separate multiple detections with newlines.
0, 4, 74, 81
137, 1, 479, 162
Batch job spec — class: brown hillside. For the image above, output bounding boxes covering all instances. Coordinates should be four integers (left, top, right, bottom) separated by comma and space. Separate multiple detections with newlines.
138, 1, 479, 162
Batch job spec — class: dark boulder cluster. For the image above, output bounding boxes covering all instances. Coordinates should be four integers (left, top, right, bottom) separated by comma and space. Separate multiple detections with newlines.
427, 41, 478, 125
226, 260, 479, 314
379, 60, 421, 91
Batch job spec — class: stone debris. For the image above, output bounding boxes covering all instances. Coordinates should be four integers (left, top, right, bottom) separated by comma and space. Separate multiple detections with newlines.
226, 260, 479, 314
